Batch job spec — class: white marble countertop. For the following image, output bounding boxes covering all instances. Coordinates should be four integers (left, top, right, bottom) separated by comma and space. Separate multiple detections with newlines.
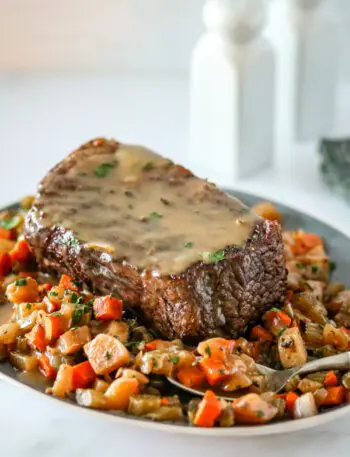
0, 74, 350, 456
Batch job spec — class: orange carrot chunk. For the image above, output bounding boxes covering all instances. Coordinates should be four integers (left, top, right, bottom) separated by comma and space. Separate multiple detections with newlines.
72, 361, 96, 389
193, 390, 222, 427
278, 392, 299, 415
0, 253, 11, 276
9, 239, 31, 263
44, 314, 67, 342
291, 233, 323, 255
0, 227, 14, 240
93, 296, 123, 321
324, 371, 338, 388
177, 366, 207, 388
199, 357, 230, 386
263, 309, 292, 336
26, 324, 47, 352
59, 274, 79, 291
322, 386, 345, 406
38, 355, 57, 380
250, 325, 274, 342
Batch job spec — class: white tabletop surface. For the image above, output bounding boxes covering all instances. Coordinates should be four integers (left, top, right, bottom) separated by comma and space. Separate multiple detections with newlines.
0, 74, 350, 456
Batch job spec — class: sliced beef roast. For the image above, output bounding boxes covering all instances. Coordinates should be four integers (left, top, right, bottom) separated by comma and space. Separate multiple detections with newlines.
25, 138, 287, 339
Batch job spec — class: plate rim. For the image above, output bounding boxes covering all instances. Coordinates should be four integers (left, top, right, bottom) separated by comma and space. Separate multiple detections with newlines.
1, 190, 350, 436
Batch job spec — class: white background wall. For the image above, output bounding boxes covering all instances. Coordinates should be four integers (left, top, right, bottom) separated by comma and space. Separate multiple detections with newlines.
1, 0, 350, 204
0, 0, 350, 78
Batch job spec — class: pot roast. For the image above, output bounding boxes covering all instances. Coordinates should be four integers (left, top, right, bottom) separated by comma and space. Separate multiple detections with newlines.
24, 138, 287, 339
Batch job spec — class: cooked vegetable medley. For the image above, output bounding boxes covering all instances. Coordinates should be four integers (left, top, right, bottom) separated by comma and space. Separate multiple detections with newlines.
1, 199, 350, 427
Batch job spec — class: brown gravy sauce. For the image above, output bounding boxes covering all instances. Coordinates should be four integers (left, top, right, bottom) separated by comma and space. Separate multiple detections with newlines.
35, 144, 259, 274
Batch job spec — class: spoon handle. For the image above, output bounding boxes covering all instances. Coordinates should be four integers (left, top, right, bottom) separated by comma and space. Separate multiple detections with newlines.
297, 352, 350, 376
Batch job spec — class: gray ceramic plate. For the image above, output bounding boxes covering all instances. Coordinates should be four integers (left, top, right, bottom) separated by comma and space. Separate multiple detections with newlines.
1, 190, 350, 436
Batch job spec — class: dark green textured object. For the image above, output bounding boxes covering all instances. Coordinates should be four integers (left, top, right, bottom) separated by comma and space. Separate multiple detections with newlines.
319, 138, 350, 201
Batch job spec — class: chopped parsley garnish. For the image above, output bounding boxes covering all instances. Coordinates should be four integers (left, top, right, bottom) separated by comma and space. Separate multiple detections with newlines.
277, 327, 287, 337
311, 265, 319, 274
77, 172, 87, 177
0, 215, 22, 230
149, 212, 163, 220
169, 355, 180, 364
72, 306, 83, 325
270, 307, 280, 312
26, 303, 32, 310
296, 263, 306, 269
128, 204, 134, 210
49, 291, 58, 297
71, 293, 79, 304
88, 299, 94, 307
256, 410, 265, 418
72, 280, 80, 287
105, 351, 112, 360
94, 161, 117, 178
218, 369, 226, 375
51, 311, 62, 316
184, 241, 194, 248
142, 162, 154, 171
201, 250, 225, 263
330, 261, 337, 272
15, 278, 27, 286
204, 346, 212, 357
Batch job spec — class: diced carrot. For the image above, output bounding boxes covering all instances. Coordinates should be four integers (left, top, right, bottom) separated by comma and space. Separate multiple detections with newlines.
39, 283, 52, 293
72, 361, 96, 389
197, 338, 234, 360
263, 309, 292, 336
177, 366, 206, 388
193, 390, 222, 427
38, 355, 57, 380
278, 392, 299, 415
9, 239, 31, 263
44, 314, 67, 342
161, 397, 170, 406
144, 339, 179, 351
93, 296, 123, 321
199, 357, 230, 386
26, 324, 47, 352
144, 339, 163, 351
324, 371, 338, 388
0, 227, 14, 240
0, 253, 11, 276
291, 233, 323, 256
322, 386, 345, 406
59, 274, 79, 291
250, 325, 274, 342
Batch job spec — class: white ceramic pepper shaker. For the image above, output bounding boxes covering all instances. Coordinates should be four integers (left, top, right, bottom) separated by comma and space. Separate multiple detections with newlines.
268, 0, 340, 146
189, 0, 275, 184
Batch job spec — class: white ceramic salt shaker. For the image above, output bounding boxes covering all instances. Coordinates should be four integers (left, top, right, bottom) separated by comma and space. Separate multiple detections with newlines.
189, 0, 275, 183
268, 0, 340, 146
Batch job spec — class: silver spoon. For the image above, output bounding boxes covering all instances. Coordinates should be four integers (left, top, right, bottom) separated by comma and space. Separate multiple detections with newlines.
167, 352, 350, 401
